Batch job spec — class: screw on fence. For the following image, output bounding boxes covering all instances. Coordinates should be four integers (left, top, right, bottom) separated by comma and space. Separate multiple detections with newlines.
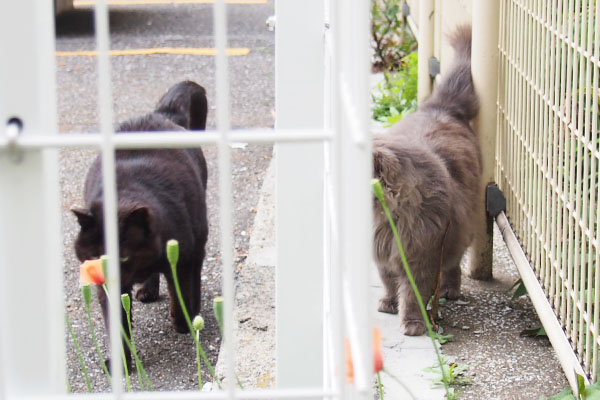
5, 117, 24, 163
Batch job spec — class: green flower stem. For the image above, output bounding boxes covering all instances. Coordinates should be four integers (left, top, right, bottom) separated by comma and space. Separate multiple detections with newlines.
82, 286, 111, 385
121, 346, 132, 392
372, 179, 451, 396
212, 297, 244, 389
66, 376, 72, 393
167, 240, 222, 390
376, 371, 385, 399
65, 313, 93, 392
196, 331, 203, 387
101, 284, 153, 391
119, 325, 153, 391
213, 297, 224, 337
122, 294, 145, 391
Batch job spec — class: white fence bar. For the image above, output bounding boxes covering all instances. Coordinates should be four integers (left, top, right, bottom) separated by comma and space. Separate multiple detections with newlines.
93, 0, 125, 393
213, 0, 236, 397
332, 0, 372, 398
468, 0, 500, 280
0, 129, 332, 149
0, 0, 65, 397
417, 0, 434, 102
274, 0, 325, 389
17, 388, 335, 400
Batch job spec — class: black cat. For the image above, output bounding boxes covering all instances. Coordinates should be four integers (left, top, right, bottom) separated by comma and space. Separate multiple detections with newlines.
73, 80, 209, 366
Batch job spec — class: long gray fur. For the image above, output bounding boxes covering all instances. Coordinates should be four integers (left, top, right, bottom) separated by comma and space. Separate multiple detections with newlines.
372, 24, 483, 336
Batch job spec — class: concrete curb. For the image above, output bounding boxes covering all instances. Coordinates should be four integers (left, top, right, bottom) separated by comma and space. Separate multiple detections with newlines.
214, 156, 276, 389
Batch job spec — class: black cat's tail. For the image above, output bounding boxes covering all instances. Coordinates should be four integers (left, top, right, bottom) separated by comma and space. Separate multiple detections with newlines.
421, 24, 479, 123
155, 80, 208, 130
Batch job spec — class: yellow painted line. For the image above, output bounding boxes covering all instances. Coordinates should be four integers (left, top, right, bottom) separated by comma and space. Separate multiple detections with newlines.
55, 47, 250, 57
74, 0, 266, 6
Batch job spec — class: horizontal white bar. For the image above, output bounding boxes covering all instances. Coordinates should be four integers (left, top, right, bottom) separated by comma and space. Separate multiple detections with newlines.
0, 129, 332, 149
496, 212, 588, 392
16, 388, 336, 400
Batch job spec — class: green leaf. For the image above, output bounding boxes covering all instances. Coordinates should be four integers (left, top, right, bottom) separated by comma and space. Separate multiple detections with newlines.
543, 387, 575, 400
520, 326, 547, 337
578, 373, 586, 399
508, 278, 528, 299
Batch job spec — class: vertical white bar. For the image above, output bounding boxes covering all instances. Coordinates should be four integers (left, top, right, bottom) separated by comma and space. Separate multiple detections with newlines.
417, 0, 434, 102
336, 0, 372, 396
469, 0, 500, 280
213, 0, 235, 396
0, 0, 65, 396
93, 0, 124, 393
275, 0, 324, 388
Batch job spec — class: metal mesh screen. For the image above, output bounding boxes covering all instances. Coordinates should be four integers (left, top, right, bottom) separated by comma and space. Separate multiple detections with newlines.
496, 0, 600, 379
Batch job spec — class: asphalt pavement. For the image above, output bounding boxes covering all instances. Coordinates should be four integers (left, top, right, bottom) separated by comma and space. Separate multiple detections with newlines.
56, 1, 274, 391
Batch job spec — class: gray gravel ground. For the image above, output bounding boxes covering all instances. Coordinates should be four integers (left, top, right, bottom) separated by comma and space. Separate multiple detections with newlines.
439, 225, 569, 399
56, 2, 274, 392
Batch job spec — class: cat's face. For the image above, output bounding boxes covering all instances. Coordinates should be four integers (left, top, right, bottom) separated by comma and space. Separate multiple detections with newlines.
72, 203, 161, 288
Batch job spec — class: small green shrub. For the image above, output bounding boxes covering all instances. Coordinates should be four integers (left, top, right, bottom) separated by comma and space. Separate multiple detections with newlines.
372, 52, 418, 127
371, 0, 416, 71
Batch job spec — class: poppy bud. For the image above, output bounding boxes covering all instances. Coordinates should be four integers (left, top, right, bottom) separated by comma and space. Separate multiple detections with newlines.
121, 293, 131, 314
166, 239, 179, 268
193, 315, 205, 331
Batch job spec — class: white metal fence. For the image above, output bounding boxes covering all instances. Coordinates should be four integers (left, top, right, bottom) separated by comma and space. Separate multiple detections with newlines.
496, 0, 600, 387
0, 0, 373, 399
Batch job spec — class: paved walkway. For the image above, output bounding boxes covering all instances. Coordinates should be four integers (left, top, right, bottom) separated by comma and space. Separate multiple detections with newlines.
215, 152, 569, 399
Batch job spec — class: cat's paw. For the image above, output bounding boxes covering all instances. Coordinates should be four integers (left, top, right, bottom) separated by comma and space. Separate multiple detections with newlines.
378, 297, 398, 314
172, 317, 189, 334
439, 285, 461, 300
134, 286, 159, 303
403, 319, 427, 336
105, 356, 132, 374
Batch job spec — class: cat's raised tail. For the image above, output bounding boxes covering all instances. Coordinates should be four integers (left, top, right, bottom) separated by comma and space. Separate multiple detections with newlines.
421, 24, 479, 124
154, 80, 208, 130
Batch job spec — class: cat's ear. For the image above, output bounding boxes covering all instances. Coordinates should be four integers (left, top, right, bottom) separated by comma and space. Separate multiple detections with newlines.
124, 206, 152, 234
72, 208, 95, 230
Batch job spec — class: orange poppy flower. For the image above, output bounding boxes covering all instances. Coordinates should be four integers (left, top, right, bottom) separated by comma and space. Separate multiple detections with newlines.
373, 326, 383, 373
79, 259, 106, 285
345, 327, 384, 383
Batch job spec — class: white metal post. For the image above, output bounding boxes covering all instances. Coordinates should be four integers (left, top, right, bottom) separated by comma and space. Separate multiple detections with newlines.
0, 0, 65, 396
275, 0, 325, 388
468, 0, 500, 280
332, 0, 372, 397
417, 0, 435, 102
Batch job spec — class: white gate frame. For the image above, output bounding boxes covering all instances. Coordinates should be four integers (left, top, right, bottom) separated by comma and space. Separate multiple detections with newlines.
0, 0, 373, 399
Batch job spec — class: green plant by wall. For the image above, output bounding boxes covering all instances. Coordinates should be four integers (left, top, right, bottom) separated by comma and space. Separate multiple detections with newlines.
372, 52, 418, 127
371, 0, 416, 72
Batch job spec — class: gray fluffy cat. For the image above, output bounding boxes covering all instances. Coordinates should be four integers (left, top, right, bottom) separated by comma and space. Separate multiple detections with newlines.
372, 25, 482, 335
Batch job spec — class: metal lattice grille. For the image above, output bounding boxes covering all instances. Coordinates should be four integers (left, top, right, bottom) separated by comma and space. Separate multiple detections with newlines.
497, 0, 600, 379
0, 0, 373, 398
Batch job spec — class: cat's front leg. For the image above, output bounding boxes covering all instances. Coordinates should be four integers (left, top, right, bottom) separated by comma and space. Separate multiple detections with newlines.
166, 268, 196, 334
376, 265, 400, 314
135, 272, 160, 302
